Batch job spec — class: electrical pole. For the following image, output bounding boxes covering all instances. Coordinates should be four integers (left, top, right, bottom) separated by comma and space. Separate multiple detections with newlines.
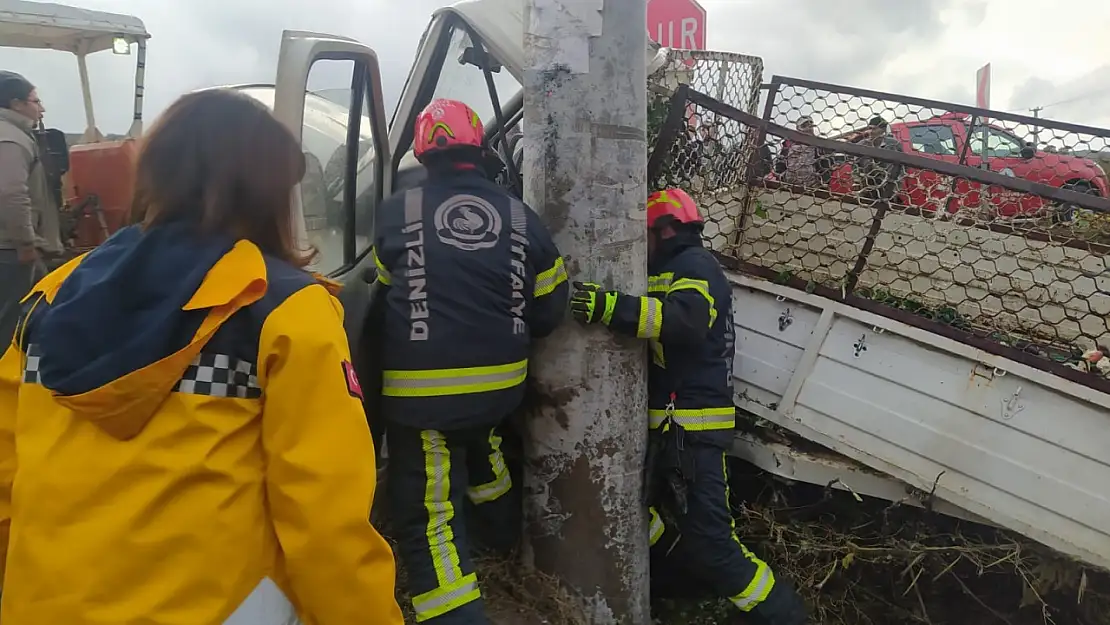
521, 0, 649, 622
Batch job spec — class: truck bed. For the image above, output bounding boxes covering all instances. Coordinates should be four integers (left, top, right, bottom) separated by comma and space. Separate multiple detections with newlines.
728, 269, 1110, 571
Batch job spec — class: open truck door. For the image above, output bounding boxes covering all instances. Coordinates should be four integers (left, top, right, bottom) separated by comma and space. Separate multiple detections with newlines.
271, 31, 392, 456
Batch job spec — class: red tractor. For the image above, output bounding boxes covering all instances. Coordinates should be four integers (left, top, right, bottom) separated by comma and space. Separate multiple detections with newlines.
0, 1, 150, 260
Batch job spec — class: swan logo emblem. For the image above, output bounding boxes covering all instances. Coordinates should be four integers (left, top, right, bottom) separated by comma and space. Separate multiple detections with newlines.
433, 194, 502, 251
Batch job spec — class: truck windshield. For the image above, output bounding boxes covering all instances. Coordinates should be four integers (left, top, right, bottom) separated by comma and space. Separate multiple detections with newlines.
431, 24, 521, 131
235, 85, 375, 273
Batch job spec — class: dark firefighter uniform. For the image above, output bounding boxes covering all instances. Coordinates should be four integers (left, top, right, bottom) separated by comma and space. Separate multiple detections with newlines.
372, 169, 569, 622
571, 189, 807, 625
0, 223, 402, 625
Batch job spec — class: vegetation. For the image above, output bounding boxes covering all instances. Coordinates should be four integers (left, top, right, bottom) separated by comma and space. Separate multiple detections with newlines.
389, 455, 1110, 625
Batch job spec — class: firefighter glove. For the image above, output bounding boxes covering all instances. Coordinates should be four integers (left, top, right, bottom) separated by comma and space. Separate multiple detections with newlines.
571, 281, 619, 325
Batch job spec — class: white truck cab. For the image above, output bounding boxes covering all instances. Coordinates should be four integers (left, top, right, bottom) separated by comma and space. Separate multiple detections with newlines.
249, 0, 669, 281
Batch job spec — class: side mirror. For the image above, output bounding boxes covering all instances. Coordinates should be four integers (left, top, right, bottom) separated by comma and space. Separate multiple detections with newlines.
459, 46, 502, 73
1020, 143, 1035, 160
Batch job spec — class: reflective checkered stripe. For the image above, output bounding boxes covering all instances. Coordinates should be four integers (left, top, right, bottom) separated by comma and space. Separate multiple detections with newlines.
467, 430, 512, 505
22, 347, 261, 400
175, 353, 261, 399
22, 343, 42, 384
412, 430, 481, 622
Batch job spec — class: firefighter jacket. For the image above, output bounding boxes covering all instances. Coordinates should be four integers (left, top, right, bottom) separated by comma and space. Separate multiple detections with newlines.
371, 169, 569, 431
0, 223, 403, 625
605, 233, 736, 447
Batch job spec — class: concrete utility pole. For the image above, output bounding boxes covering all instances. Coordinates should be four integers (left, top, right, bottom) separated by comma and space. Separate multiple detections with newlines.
521, 0, 649, 623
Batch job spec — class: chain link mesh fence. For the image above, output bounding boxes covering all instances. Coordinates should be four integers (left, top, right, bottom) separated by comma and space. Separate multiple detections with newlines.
649, 80, 1110, 388
647, 50, 764, 251
764, 77, 1110, 228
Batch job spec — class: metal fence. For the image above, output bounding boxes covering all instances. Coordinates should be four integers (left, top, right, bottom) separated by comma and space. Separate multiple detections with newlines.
647, 50, 764, 251
649, 80, 1110, 391
761, 76, 1110, 225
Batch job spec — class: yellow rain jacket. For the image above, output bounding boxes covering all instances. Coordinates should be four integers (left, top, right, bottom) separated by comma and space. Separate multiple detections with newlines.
0, 223, 403, 625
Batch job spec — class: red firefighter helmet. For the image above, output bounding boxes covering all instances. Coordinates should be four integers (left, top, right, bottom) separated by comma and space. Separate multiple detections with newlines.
413, 98, 485, 162
647, 188, 703, 229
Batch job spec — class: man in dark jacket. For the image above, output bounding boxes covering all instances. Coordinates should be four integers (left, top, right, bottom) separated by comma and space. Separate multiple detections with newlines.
371, 98, 569, 624
851, 115, 905, 203
569, 187, 807, 625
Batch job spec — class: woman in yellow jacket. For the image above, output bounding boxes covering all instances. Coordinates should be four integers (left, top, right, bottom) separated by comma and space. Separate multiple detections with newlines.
0, 89, 404, 624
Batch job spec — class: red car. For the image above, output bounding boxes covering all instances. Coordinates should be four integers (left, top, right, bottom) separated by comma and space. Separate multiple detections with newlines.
823, 113, 1110, 219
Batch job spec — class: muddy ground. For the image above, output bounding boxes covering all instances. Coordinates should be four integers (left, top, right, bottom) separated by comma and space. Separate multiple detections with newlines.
387, 462, 1109, 625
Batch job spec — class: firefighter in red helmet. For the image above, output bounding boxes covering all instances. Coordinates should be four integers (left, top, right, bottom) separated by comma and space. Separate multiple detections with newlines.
570, 188, 808, 625
370, 98, 569, 624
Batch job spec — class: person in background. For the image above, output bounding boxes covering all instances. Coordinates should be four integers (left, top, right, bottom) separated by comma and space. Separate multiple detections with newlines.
778, 116, 825, 189
0, 71, 60, 344
569, 188, 808, 625
372, 98, 569, 624
849, 115, 905, 203
0, 88, 403, 625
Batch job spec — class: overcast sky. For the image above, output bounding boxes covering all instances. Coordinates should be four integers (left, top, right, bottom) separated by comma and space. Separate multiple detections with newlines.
3, 0, 1109, 135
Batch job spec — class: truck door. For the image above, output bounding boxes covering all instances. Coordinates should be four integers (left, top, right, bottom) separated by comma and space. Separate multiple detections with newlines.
271, 31, 393, 455
964, 123, 1041, 218
902, 122, 966, 216
271, 30, 392, 279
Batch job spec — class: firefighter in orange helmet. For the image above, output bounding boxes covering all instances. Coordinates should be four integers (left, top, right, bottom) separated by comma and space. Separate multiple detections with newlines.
371, 98, 569, 624
570, 188, 808, 625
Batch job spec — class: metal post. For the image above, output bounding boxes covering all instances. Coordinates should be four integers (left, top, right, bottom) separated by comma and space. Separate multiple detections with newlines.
1030, 106, 1042, 148
521, 0, 649, 622
75, 51, 99, 143
128, 39, 148, 138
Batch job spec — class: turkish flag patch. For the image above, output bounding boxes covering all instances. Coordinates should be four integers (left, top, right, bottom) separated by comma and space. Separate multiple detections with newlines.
341, 360, 364, 401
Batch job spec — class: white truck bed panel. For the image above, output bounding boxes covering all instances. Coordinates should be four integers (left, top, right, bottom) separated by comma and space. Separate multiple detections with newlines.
729, 270, 1110, 571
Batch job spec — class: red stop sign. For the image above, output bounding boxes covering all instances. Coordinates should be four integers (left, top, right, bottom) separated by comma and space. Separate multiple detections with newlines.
647, 0, 707, 50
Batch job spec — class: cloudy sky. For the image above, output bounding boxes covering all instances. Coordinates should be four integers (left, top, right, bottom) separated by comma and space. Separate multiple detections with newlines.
3, 0, 1109, 135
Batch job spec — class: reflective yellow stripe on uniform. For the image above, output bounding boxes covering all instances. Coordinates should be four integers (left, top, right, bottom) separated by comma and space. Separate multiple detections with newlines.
372, 248, 391, 286
648, 506, 666, 547
722, 453, 776, 611
467, 430, 512, 504
648, 272, 674, 294
383, 359, 528, 397
668, 277, 717, 328
534, 256, 568, 298
648, 407, 734, 431
412, 430, 482, 621
637, 297, 663, 339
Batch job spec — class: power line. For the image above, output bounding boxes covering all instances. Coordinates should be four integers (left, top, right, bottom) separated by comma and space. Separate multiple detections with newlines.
1036, 85, 1110, 111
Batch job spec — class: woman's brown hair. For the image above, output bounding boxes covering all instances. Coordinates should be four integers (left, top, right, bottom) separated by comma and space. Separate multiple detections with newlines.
131, 88, 314, 267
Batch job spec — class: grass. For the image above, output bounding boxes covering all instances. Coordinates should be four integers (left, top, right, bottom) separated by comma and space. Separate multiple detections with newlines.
723, 462, 1110, 625
391, 551, 584, 625
384, 453, 1110, 625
